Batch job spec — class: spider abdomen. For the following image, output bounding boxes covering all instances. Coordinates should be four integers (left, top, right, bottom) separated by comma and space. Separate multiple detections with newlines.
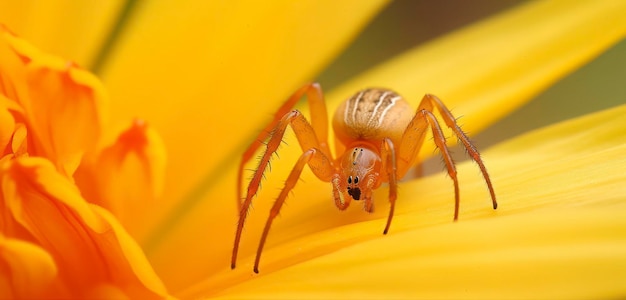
332, 88, 413, 146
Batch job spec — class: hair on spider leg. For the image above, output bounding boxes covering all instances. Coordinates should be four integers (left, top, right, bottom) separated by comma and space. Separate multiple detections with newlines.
458, 136, 476, 157
244, 166, 258, 172
265, 125, 289, 145
253, 127, 274, 145
438, 152, 457, 180
272, 149, 281, 160
241, 160, 272, 203
254, 147, 280, 171
242, 135, 295, 207
453, 113, 465, 122
285, 190, 296, 207
243, 168, 267, 193
251, 154, 272, 176
418, 136, 458, 177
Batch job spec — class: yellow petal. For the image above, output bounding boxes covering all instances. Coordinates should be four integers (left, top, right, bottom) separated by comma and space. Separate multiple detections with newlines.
75, 119, 166, 238
99, 0, 389, 246
185, 104, 626, 299
0, 1, 125, 67
326, 0, 626, 157
211, 209, 626, 299
142, 1, 626, 294
0, 236, 57, 299
1, 157, 168, 299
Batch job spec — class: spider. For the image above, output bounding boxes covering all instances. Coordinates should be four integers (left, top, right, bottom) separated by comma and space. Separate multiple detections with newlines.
232, 83, 497, 273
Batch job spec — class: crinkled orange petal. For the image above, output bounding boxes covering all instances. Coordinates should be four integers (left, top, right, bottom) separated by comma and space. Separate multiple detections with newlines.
0, 236, 57, 299
75, 119, 166, 238
185, 104, 626, 299
99, 0, 389, 248
9, 123, 27, 158
0, 27, 29, 106
0, 1, 125, 67
0, 30, 30, 159
0, 100, 14, 156
1, 27, 108, 176
1, 157, 168, 299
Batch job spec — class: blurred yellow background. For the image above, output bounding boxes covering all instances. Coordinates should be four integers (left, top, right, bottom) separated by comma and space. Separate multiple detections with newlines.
318, 0, 626, 149
3, 0, 624, 153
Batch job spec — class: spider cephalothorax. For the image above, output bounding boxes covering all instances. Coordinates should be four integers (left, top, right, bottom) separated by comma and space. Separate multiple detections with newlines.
232, 83, 497, 273
338, 146, 381, 206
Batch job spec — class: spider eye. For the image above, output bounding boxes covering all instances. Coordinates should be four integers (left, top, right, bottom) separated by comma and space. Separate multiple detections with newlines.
347, 176, 352, 184
354, 176, 359, 184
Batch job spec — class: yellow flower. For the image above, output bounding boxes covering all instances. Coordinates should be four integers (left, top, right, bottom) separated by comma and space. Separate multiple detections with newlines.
2, 0, 626, 299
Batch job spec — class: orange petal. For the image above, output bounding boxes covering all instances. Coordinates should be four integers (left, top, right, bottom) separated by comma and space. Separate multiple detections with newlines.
0, 235, 57, 299
0, 100, 15, 156
0, 95, 28, 159
1, 157, 168, 299
0, 26, 29, 107
1, 27, 108, 176
75, 119, 166, 238
9, 123, 27, 158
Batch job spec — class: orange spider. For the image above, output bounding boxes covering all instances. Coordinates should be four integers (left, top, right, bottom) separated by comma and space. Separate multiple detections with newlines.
232, 83, 497, 273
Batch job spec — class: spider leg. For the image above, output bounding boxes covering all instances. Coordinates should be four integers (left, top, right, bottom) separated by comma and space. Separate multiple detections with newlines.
254, 148, 329, 273
398, 108, 461, 220
381, 138, 398, 234
421, 94, 497, 211
397, 94, 497, 221
232, 109, 334, 270
421, 110, 461, 220
332, 174, 352, 210
237, 83, 332, 211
